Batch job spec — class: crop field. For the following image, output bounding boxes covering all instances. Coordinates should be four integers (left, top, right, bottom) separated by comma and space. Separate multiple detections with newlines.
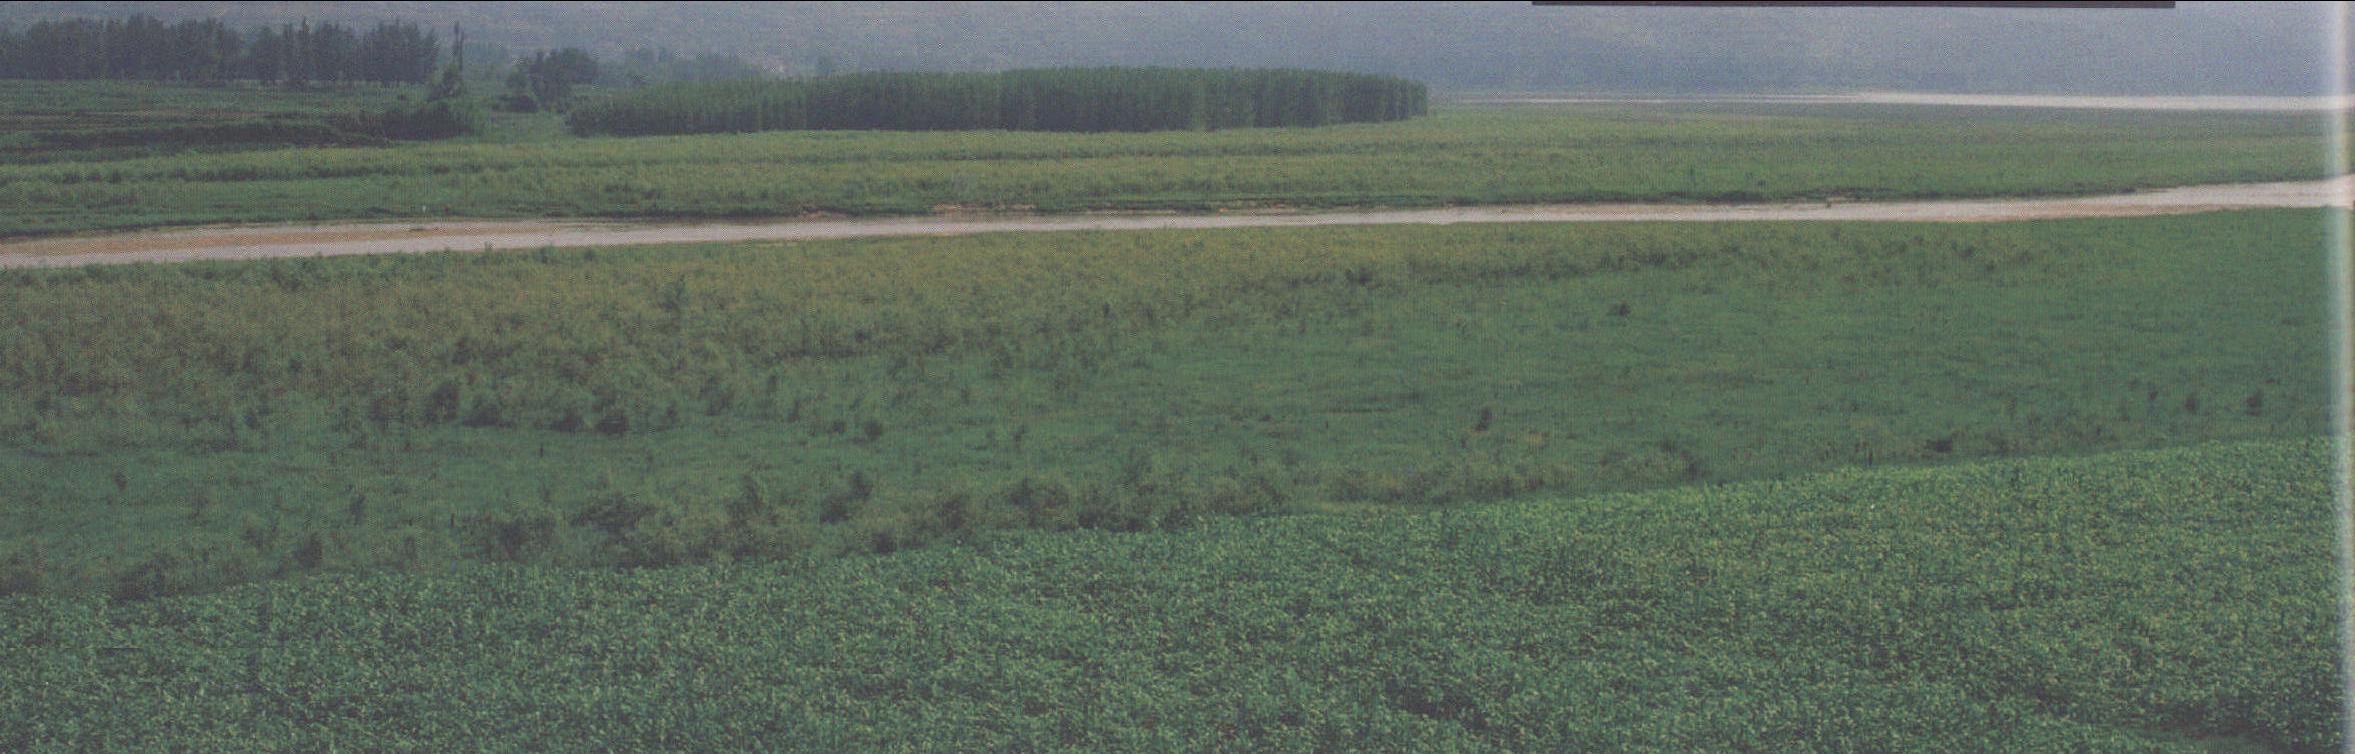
0, 81, 424, 164
0, 210, 2329, 599
0, 90, 2341, 237
0, 80, 408, 120
0, 72, 2344, 752
0, 438, 2338, 752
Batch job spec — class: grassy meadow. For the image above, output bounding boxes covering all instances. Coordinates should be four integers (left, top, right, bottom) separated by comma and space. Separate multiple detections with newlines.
0, 439, 2338, 752
0, 92, 2342, 237
0, 210, 2330, 598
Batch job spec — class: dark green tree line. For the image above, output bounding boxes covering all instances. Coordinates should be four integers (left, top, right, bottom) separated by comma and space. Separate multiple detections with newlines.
568, 67, 1428, 136
602, 47, 764, 88
500, 47, 599, 112
0, 15, 442, 86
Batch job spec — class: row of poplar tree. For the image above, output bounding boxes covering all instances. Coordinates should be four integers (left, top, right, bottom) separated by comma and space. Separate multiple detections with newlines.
0, 16, 444, 86
569, 68, 1429, 136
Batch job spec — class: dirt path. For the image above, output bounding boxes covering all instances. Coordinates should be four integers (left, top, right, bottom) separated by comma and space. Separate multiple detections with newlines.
3, 177, 2348, 269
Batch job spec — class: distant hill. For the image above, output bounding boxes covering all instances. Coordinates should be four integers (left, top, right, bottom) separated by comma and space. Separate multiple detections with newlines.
0, 1, 2342, 95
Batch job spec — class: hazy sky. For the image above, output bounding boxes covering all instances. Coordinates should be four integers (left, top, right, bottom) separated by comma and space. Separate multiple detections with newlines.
3, 1, 2347, 94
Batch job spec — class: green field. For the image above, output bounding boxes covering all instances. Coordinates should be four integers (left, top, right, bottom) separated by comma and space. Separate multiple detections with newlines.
0, 81, 438, 164
0, 89, 2340, 237
1, 78, 2344, 751
0, 439, 2337, 752
0, 210, 2329, 599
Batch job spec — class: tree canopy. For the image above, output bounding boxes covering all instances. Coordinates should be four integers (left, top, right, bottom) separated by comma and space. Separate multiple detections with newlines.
569, 68, 1428, 136
0, 15, 443, 86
